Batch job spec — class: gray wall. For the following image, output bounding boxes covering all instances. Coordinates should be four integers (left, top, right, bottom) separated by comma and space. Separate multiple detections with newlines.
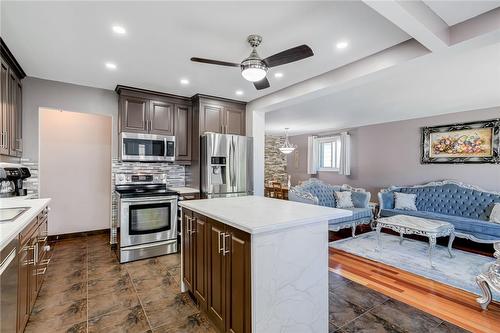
287, 107, 500, 198
22, 77, 118, 160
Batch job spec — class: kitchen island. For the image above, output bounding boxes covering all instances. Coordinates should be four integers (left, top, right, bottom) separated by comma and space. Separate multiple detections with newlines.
179, 196, 351, 333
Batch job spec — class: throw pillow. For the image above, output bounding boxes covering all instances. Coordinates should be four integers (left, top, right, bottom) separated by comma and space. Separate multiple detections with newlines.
334, 191, 354, 209
394, 192, 417, 211
490, 203, 500, 224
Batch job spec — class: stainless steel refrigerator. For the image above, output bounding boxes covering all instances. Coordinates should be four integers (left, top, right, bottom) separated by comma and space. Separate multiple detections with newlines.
201, 133, 253, 198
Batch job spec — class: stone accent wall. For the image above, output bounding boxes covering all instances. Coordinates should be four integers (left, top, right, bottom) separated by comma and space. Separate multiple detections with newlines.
265, 135, 288, 184
110, 160, 187, 243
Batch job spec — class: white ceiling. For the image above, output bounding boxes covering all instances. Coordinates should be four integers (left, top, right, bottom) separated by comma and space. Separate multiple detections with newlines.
1, 1, 410, 102
265, 42, 500, 135
423, 0, 500, 26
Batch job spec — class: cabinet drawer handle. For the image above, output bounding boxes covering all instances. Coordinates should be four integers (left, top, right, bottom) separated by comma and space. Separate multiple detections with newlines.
38, 236, 48, 242
35, 267, 47, 276
39, 258, 51, 266
185, 216, 191, 233
223, 233, 230, 256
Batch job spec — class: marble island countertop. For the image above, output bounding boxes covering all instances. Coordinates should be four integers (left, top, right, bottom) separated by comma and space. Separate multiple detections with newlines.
0, 197, 51, 250
169, 187, 199, 195
179, 195, 351, 234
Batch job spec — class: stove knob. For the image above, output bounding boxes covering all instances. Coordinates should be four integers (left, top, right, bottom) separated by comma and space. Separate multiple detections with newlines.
118, 175, 125, 182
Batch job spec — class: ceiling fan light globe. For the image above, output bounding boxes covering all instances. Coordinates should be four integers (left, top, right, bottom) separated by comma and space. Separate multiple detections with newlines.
241, 67, 267, 82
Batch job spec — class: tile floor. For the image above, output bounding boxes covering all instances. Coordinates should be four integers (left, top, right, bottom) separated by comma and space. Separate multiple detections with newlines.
25, 234, 216, 333
24, 234, 470, 333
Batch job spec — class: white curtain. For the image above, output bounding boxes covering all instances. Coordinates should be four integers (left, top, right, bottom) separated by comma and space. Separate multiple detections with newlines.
307, 135, 318, 174
339, 132, 351, 176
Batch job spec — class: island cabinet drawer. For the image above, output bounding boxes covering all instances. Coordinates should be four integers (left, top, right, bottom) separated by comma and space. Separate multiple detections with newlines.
18, 217, 38, 247
182, 208, 251, 333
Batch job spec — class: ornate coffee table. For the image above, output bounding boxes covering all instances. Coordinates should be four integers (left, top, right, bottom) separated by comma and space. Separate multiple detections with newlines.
476, 242, 500, 310
376, 215, 455, 268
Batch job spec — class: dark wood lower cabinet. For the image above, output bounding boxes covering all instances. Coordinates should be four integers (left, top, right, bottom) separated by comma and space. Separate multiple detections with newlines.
17, 206, 50, 333
207, 219, 226, 332
182, 208, 251, 333
193, 212, 207, 310
224, 227, 251, 333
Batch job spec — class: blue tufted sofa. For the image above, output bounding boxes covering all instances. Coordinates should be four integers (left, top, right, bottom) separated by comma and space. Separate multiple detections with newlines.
378, 180, 500, 243
289, 178, 373, 237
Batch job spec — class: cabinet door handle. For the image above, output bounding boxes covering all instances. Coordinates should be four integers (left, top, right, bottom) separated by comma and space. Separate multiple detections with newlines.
185, 216, 191, 233
35, 267, 47, 276
223, 233, 230, 256
190, 217, 197, 235
218, 232, 224, 254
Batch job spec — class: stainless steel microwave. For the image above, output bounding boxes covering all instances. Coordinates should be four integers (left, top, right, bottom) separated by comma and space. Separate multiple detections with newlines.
120, 132, 175, 162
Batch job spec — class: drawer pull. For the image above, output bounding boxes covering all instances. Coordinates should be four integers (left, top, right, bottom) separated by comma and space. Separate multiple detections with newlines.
38, 236, 48, 242
35, 267, 47, 275
39, 258, 51, 266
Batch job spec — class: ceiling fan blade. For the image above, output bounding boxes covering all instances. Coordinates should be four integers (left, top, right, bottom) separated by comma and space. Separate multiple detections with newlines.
263, 45, 314, 68
253, 77, 270, 90
190, 57, 240, 67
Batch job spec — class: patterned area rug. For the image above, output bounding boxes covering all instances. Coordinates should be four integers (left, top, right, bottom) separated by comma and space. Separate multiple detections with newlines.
330, 231, 500, 301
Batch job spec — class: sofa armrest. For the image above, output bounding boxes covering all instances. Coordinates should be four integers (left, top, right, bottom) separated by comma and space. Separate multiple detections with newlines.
289, 188, 319, 206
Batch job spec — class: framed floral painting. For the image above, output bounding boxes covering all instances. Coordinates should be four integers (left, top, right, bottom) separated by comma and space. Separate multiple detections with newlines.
421, 119, 500, 164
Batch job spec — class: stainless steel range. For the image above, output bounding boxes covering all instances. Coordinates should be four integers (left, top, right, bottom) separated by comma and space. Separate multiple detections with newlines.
115, 173, 178, 263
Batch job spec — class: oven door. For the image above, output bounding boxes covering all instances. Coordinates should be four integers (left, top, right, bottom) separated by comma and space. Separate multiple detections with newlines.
119, 196, 178, 248
120, 132, 175, 162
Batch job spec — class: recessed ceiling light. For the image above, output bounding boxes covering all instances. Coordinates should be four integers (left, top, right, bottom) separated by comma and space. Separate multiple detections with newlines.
105, 62, 117, 70
112, 25, 126, 35
336, 41, 349, 49
235, 90, 244, 96
274, 72, 283, 78
180, 78, 189, 85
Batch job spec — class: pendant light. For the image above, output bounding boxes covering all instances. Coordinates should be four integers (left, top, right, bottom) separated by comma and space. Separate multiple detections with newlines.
279, 128, 297, 154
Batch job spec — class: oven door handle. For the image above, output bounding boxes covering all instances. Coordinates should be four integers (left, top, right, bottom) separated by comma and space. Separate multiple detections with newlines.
122, 239, 177, 251
120, 196, 178, 203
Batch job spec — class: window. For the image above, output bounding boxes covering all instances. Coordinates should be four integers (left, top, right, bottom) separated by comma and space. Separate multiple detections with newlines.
317, 136, 341, 171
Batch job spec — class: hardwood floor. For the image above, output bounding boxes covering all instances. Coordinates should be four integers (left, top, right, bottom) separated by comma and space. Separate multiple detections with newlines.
329, 248, 500, 333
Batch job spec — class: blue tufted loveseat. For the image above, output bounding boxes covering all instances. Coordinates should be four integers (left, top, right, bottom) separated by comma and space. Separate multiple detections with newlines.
289, 178, 373, 237
378, 180, 500, 243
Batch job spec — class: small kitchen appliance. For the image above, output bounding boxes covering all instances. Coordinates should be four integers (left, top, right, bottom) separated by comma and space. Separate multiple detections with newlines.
120, 132, 175, 162
115, 173, 178, 263
0, 163, 31, 197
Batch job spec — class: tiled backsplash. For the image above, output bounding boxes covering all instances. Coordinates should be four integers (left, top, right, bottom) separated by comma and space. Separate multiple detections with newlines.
110, 159, 188, 244
21, 159, 39, 197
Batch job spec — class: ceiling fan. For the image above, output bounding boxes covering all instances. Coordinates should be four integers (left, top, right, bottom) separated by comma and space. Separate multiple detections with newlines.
190, 34, 314, 90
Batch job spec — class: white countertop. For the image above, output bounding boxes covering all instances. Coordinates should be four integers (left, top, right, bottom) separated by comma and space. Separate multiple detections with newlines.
170, 187, 199, 195
0, 197, 51, 250
179, 195, 351, 234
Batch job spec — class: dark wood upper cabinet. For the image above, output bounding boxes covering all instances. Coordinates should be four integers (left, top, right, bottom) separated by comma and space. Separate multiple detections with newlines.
201, 103, 224, 134
0, 59, 9, 155
175, 104, 192, 161
150, 100, 174, 135
116, 86, 193, 162
9, 72, 22, 156
120, 95, 149, 133
0, 38, 25, 157
225, 107, 245, 136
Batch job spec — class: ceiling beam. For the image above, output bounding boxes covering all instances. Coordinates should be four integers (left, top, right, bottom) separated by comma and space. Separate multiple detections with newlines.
247, 39, 429, 113
363, 0, 450, 52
